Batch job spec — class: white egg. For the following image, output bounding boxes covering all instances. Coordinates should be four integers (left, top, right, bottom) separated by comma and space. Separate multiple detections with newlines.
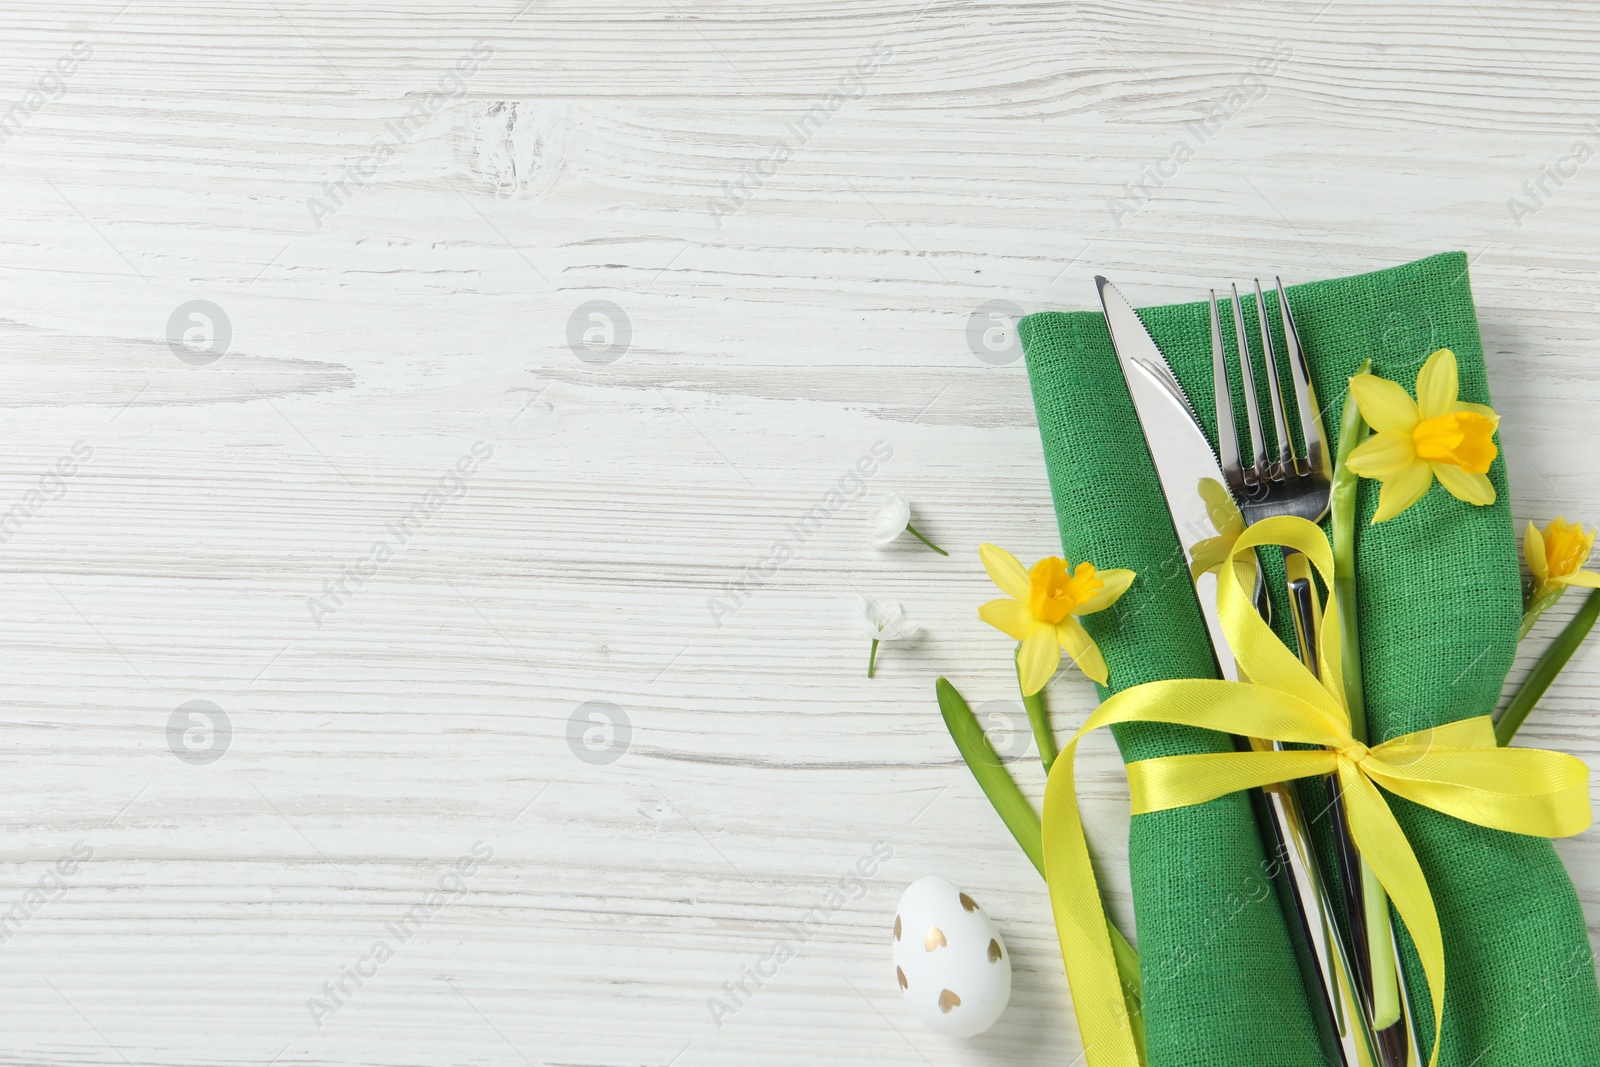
891, 875, 1011, 1036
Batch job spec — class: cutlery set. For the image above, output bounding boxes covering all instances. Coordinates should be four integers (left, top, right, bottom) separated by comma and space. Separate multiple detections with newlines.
1096, 275, 1417, 1067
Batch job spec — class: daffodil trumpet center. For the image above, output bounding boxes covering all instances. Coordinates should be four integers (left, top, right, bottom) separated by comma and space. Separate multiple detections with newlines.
1545, 520, 1593, 580
1028, 557, 1102, 624
1411, 411, 1497, 473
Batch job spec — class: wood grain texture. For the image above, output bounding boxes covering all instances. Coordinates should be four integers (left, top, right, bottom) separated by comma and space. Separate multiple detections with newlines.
0, 0, 1597, 1063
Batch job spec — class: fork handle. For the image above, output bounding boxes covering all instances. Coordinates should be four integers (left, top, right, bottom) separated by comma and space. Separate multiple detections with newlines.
1287, 572, 1318, 672
1284, 559, 1412, 1067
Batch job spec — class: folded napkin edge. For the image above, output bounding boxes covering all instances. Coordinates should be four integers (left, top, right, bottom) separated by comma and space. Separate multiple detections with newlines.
1017, 250, 1469, 332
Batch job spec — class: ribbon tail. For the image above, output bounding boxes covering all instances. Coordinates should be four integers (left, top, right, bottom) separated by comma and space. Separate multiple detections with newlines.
1368, 746, 1593, 839
1340, 765, 1446, 1067
1043, 736, 1141, 1067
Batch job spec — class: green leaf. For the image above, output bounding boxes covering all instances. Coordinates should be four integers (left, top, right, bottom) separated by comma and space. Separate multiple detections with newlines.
936, 676, 1044, 874
935, 675, 1144, 1048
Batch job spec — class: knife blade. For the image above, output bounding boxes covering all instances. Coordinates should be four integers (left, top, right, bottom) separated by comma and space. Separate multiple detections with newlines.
1094, 280, 1240, 681
1096, 275, 1376, 1067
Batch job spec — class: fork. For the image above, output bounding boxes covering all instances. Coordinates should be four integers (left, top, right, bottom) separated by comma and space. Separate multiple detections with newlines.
1210, 278, 1413, 1067
1214, 280, 1329, 650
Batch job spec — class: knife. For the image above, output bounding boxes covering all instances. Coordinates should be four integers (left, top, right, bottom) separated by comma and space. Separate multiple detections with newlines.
1096, 275, 1378, 1067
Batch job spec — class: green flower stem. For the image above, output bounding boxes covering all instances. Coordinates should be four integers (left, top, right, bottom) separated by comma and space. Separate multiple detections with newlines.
1361, 862, 1400, 1028
936, 677, 1142, 1041
867, 639, 880, 678
904, 522, 949, 556
1520, 585, 1567, 641
1016, 650, 1058, 774
1331, 361, 1400, 1030
1497, 588, 1600, 745
1332, 359, 1371, 746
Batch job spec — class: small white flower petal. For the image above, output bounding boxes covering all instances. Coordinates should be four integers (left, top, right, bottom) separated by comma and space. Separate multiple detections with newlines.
881, 616, 921, 642
860, 597, 920, 641
870, 493, 912, 547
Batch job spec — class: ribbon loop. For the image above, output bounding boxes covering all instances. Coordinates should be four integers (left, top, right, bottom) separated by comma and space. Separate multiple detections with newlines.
1042, 515, 1591, 1067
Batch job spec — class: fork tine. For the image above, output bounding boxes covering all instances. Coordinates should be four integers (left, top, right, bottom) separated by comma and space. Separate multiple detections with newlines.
1254, 278, 1294, 480
1277, 277, 1324, 480
1209, 290, 1242, 482
1228, 283, 1269, 484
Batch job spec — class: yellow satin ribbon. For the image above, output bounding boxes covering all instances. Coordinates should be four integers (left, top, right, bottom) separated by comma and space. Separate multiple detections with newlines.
1041, 515, 1592, 1067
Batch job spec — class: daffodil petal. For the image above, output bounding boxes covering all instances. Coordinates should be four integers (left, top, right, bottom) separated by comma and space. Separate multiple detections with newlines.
1415, 349, 1458, 420
1189, 536, 1229, 580
1433, 463, 1496, 507
1526, 521, 1550, 583
1345, 431, 1417, 480
979, 543, 1030, 600
1530, 579, 1563, 605
1074, 568, 1134, 614
1017, 624, 1062, 695
1561, 570, 1600, 588
1056, 618, 1107, 685
1348, 373, 1420, 435
979, 597, 1037, 641
1372, 462, 1434, 523
1197, 477, 1244, 536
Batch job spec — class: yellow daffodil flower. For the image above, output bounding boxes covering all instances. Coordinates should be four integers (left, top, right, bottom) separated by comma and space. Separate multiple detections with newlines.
1343, 348, 1501, 523
1527, 517, 1600, 601
978, 543, 1134, 693
1188, 477, 1253, 586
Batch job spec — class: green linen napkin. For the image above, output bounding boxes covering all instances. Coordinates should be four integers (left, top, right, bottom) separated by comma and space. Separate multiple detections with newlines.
1018, 251, 1600, 1067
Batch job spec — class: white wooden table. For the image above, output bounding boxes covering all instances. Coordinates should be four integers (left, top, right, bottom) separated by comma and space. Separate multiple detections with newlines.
1, 2, 1597, 1063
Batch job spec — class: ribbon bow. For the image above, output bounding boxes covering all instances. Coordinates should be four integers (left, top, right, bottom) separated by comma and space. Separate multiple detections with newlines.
1041, 515, 1591, 1067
